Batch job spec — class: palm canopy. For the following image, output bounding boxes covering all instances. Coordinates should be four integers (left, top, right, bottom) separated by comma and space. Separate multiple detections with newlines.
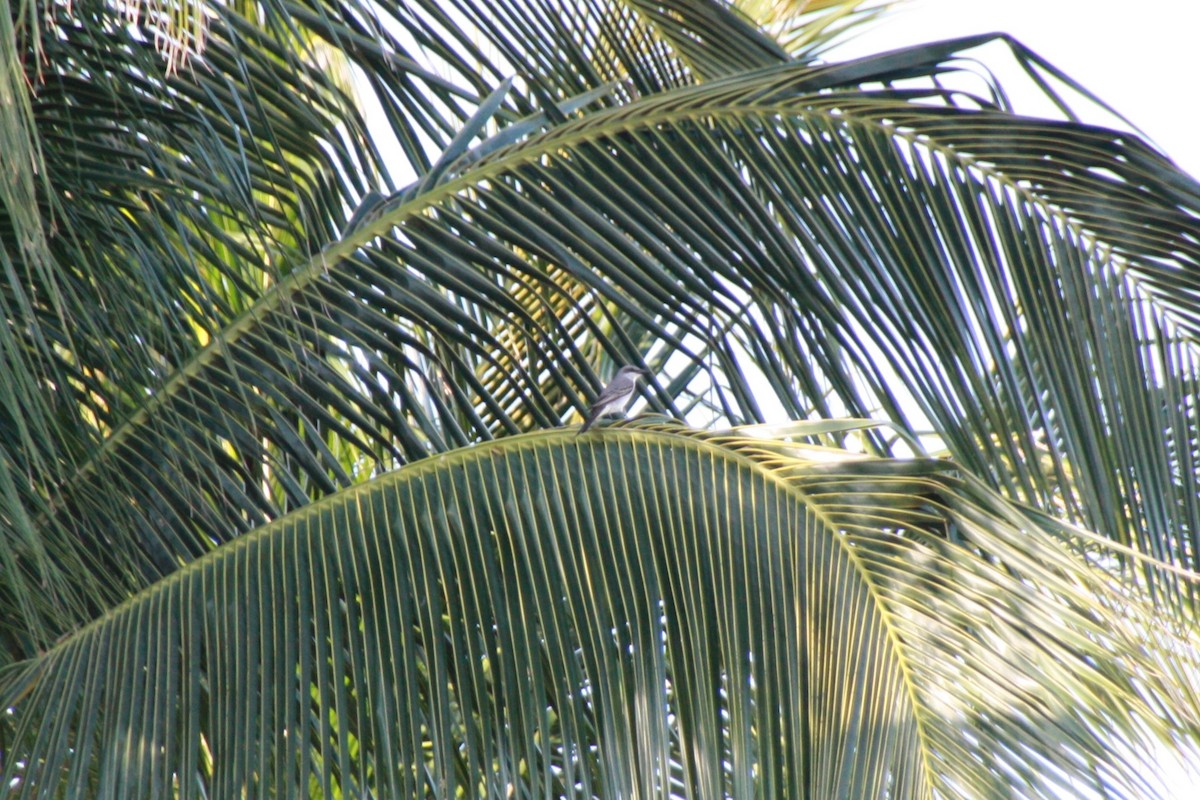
3, 0, 1200, 796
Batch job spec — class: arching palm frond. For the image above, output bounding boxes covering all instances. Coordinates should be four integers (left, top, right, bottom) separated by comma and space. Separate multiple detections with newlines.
16, 41, 1200, 646
2, 426, 1195, 798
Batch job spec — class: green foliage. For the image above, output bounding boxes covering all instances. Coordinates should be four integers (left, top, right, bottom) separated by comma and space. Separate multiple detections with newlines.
3, 0, 1200, 796
3, 425, 1196, 797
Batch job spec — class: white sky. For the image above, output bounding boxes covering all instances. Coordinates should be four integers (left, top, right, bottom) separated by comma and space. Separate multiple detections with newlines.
828, 0, 1200, 179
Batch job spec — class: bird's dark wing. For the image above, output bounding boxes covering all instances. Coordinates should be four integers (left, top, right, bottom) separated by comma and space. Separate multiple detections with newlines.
578, 382, 629, 433
591, 380, 628, 408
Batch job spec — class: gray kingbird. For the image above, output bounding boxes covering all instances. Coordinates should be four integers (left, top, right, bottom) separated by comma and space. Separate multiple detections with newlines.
578, 365, 650, 433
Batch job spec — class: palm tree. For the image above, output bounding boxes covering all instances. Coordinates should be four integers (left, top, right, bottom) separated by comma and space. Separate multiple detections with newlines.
3, 0, 1199, 796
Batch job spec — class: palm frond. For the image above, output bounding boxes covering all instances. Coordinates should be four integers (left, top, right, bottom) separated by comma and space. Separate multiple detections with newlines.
2, 426, 1195, 798
8, 27, 1200, 656
2, 0, 801, 647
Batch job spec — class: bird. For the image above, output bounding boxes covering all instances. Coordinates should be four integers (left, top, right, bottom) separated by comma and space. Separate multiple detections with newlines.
578, 365, 651, 433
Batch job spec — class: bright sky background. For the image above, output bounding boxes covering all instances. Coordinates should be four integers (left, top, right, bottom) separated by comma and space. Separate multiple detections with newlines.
828, 0, 1200, 179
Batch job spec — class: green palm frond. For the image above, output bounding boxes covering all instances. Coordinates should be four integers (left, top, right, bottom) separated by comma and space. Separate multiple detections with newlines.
0, 0, 797, 647
6, 6, 1200, 656
5, 1, 1200, 793
2, 426, 1195, 798
623, 0, 789, 78
22, 50, 1200, 631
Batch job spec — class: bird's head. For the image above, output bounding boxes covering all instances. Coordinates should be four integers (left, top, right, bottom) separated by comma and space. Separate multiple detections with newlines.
617, 365, 651, 382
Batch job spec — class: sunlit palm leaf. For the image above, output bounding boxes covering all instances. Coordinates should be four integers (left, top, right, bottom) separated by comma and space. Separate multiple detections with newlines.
1, 426, 1195, 798
738, 0, 895, 60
